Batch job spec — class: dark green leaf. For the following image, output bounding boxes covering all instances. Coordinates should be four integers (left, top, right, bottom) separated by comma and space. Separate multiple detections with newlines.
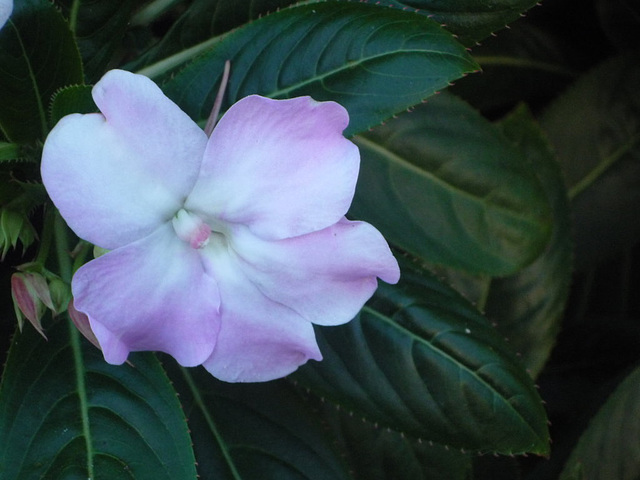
293, 262, 550, 455
480, 105, 573, 377
130, 0, 295, 71
57, 0, 137, 83
0, 319, 197, 479
162, 2, 478, 137
314, 399, 472, 480
49, 84, 98, 127
163, 363, 352, 480
595, 0, 640, 52
559, 366, 640, 480
350, 92, 552, 275
541, 52, 640, 269
352, 0, 540, 45
451, 22, 577, 113
0, 0, 83, 142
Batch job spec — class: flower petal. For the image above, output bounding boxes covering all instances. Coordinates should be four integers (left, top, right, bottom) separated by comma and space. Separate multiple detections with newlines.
228, 218, 400, 327
41, 70, 207, 249
72, 224, 220, 366
200, 242, 322, 382
186, 95, 359, 240
0, 0, 12, 30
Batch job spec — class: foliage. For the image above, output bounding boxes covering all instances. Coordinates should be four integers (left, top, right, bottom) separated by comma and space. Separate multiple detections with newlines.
1, 0, 638, 479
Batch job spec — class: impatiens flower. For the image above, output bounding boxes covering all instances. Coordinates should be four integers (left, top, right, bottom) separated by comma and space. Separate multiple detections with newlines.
41, 69, 400, 382
0, 0, 11, 30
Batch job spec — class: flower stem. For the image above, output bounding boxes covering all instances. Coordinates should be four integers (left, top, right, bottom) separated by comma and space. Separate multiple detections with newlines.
53, 210, 73, 283
130, 0, 182, 26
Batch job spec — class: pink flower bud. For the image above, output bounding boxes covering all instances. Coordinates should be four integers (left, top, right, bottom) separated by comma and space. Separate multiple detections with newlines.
11, 272, 50, 339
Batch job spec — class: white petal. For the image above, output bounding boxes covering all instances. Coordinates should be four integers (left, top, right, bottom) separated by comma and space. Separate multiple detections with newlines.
42, 70, 207, 249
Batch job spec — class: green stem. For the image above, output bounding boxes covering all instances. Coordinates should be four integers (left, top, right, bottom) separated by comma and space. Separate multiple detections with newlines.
135, 35, 224, 79
68, 0, 81, 34
475, 275, 492, 313
180, 367, 242, 480
130, 0, 182, 26
69, 320, 95, 479
55, 210, 94, 478
53, 210, 73, 283
35, 206, 56, 266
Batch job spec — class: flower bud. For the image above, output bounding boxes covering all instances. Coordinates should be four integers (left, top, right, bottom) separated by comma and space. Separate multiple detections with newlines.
11, 272, 50, 339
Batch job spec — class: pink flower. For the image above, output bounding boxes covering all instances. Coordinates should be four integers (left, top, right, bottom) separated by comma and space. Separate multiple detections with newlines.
0, 0, 11, 30
41, 69, 400, 382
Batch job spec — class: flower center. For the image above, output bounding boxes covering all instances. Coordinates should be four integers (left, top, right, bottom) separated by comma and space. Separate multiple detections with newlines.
172, 209, 211, 249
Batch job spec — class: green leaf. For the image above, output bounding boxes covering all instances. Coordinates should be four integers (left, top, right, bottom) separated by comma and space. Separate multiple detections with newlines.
293, 261, 550, 455
354, 0, 540, 45
163, 363, 352, 480
559, 366, 640, 480
451, 22, 577, 113
541, 52, 640, 269
57, 0, 137, 83
314, 399, 472, 480
162, 2, 478, 137
350, 92, 552, 275
130, 0, 295, 72
0, 319, 198, 479
49, 84, 98, 127
479, 105, 573, 377
0, 0, 83, 142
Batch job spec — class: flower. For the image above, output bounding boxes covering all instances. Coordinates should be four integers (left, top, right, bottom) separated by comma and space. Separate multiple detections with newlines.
0, 0, 11, 30
41, 69, 400, 382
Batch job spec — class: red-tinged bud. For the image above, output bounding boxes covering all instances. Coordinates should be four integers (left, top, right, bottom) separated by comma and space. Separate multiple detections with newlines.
11, 272, 50, 339
68, 299, 101, 351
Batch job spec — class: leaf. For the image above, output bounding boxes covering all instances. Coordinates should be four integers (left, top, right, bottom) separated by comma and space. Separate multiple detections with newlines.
314, 399, 472, 480
163, 362, 352, 480
57, 0, 137, 83
0, 318, 198, 479
541, 52, 640, 269
293, 260, 550, 455
162, 2, 478, 137
451, 21, 577, 113
595, 0, 640, 51
49, 84, 98, 127
130, 0, 296, 71
350, 92, 552, 275
559, 366, 640, 480
479, 105, 573, 377
352, 0, 540, 45
0, 0, 83, 142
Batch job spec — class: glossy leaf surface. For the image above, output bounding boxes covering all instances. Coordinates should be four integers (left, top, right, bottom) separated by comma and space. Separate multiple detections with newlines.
164, 363, 352, 480
362, 0, 540, 45
350, 93, 552, 275
0, 319, 197, 480
162, 2, 478, 136
293, 262, 550, 455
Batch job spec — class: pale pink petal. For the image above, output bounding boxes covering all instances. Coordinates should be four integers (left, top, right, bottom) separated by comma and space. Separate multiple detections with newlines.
72, 224, 220, 366
0, 0, 11, 30
200, 243, 322, 382
41, 70, 207, 249
228, 218, 400, 327
185, 95, 359, 240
